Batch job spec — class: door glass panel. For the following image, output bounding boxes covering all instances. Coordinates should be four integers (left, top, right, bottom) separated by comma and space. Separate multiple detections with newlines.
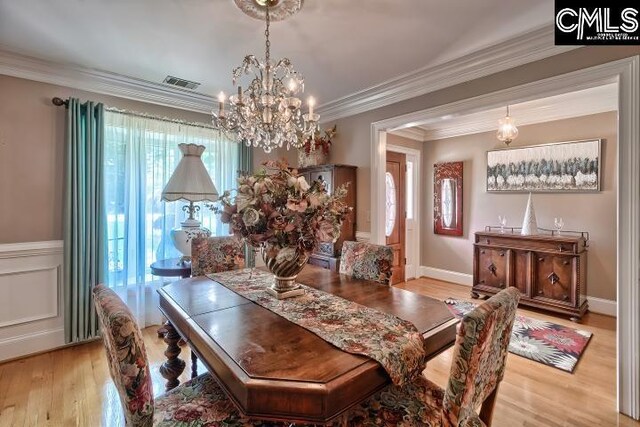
385, 172, 397, 237
441, 178, 456, 228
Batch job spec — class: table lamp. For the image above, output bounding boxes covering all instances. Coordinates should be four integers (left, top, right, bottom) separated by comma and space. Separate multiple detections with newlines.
161, 143, 218, 262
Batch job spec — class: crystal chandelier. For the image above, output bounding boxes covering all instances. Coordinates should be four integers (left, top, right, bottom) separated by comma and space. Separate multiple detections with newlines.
212, 0, 319, 153
496, 105, 519, 146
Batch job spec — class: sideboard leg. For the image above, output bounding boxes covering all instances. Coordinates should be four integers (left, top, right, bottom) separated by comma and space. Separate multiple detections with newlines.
570, 316, 580, 323
160, 321, 186, 391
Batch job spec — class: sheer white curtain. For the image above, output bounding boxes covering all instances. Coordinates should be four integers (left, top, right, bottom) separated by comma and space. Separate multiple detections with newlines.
103, 111, 239, 327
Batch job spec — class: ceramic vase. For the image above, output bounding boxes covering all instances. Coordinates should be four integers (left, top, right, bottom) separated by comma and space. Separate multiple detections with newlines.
262, 245, 309, 299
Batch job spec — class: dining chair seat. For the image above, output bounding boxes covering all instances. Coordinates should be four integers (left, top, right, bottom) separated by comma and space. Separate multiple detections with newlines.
154, 373, 273, 426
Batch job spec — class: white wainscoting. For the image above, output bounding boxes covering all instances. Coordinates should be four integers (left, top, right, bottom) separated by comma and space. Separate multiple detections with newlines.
0, 241, 65, 361
417, 265, 617, 317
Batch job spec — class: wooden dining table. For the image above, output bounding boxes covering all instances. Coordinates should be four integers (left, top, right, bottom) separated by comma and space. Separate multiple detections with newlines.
157, 264, 457, 424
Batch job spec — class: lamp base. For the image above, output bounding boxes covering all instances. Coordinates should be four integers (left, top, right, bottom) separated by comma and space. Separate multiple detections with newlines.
170, 218, 211, 259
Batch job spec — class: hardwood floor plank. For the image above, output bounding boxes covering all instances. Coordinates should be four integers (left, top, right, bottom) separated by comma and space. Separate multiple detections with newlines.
0, 277, 636, 426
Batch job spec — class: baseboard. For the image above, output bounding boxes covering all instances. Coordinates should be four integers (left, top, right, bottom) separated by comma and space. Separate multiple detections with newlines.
418, 266, 473, 286
418, 265, 617, 317
0, 327, 65, 362
588, 296, 617, 317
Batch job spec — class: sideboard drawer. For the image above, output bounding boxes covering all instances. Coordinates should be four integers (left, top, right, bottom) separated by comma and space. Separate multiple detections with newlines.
476, 234, 585, 255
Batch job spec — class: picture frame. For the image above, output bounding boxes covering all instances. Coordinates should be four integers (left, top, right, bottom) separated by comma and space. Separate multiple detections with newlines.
486, 139, 601, 193
434, 161, 463, 236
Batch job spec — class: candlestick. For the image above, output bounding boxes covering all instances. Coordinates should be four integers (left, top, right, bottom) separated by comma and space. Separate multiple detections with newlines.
308, 96, 315, 117
218, 92, 226, 117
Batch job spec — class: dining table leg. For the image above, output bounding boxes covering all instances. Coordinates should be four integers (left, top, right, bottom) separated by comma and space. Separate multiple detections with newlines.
159, 320, 186, 391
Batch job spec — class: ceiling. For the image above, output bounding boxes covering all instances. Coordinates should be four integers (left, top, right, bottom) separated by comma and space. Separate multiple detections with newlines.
389, 83, 618, 141
0, 0, 553, 106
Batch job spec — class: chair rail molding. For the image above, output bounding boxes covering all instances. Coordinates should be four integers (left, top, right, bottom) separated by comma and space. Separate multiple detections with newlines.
318, 26, 577, 122
371, 56, 640, 419
0, 240, 65, 361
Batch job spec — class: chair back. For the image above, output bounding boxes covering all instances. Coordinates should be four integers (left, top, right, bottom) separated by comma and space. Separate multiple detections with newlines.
93, 284, 154, 427
442, 287, 520, 426
339, 241, 394, 285
191, 235, 245, 276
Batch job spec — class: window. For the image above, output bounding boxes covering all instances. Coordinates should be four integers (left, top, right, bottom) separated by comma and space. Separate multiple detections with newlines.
103, 111, 239, 294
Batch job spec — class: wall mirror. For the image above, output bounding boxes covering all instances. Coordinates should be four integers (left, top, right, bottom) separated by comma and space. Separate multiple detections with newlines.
434, 161, 463, 236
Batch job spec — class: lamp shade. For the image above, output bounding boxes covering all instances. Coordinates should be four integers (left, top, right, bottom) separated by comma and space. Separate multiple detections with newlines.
161, 143, 219, 202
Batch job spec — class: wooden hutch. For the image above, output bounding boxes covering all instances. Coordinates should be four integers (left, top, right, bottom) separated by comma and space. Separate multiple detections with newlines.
472, 227, 589, 320
298, 164, 357, 272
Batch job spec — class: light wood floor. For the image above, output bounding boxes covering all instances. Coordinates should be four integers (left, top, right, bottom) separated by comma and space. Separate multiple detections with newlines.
0, 278, 636, 427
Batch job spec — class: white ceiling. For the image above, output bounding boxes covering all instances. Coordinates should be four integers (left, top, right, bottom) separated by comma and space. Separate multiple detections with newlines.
389, 83, 619, 141
0, 0, 553, 106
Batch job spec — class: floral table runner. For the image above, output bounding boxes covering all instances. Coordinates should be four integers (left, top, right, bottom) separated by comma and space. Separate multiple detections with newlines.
206, 268, 426, 386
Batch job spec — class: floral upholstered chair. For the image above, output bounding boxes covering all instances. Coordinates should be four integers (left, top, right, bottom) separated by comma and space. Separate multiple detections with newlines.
346, 287, 521, 427
190, 235, 245, 276
93, 284, 282, 426
339, 241, 394, 285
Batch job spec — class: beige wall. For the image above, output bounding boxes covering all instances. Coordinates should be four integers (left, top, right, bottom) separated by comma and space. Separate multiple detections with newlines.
422, 112, 617, 301
387, 133, 423, 151
326, 46, 639, 233
0, 74, 210, 244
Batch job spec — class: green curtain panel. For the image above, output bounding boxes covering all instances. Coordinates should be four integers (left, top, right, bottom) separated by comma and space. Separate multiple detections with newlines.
238, 144, 255, 267
63, 98, 107, 343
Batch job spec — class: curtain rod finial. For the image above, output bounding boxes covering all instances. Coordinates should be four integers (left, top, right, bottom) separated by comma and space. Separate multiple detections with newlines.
52, 97, 68, 107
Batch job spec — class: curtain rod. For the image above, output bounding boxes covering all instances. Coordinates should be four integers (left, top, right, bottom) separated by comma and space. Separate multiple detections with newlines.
51, 97, 215, 130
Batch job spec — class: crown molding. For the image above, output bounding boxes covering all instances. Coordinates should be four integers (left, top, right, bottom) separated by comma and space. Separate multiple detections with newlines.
388, 127, 427, 142
419, 84, 617, 140
0, 49, 214, 113
318, 27, 579, 123
1, 27, 577, 121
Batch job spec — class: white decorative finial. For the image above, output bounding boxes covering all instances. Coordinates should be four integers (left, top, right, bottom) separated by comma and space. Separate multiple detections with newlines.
521, 193, 538, 235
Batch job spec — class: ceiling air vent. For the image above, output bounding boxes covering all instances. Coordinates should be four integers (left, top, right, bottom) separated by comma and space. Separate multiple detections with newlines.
163, 75, 201, 90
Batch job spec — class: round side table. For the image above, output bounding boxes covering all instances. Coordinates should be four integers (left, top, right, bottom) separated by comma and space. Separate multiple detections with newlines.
150, 258, 192, 279
151, 258, 191, 338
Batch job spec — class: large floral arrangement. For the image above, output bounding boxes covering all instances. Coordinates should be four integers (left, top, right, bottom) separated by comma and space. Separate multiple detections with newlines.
302, 125, 337, 155
218, 160, 351, 260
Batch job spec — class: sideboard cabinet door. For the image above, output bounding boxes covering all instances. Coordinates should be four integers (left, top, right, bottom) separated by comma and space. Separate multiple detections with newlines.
475, 247, 510, 291
532, 253, 575, 305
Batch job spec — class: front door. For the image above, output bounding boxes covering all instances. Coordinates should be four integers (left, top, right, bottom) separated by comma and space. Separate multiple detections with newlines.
385, 151, 406, 284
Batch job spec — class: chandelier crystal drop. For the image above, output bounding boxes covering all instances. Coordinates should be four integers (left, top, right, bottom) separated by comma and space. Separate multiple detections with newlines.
212, 1, 319, 153
496, 105, 519, 146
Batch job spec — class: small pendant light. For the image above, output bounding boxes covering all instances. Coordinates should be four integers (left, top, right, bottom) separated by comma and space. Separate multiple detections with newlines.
497, 105, 519, 146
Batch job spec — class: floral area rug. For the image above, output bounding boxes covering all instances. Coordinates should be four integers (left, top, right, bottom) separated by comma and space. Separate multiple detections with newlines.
445, 298, 592, 373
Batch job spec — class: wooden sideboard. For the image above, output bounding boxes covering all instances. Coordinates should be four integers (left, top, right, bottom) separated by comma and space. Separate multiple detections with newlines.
298, 164, 357, 272
472, 230, 588, 320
